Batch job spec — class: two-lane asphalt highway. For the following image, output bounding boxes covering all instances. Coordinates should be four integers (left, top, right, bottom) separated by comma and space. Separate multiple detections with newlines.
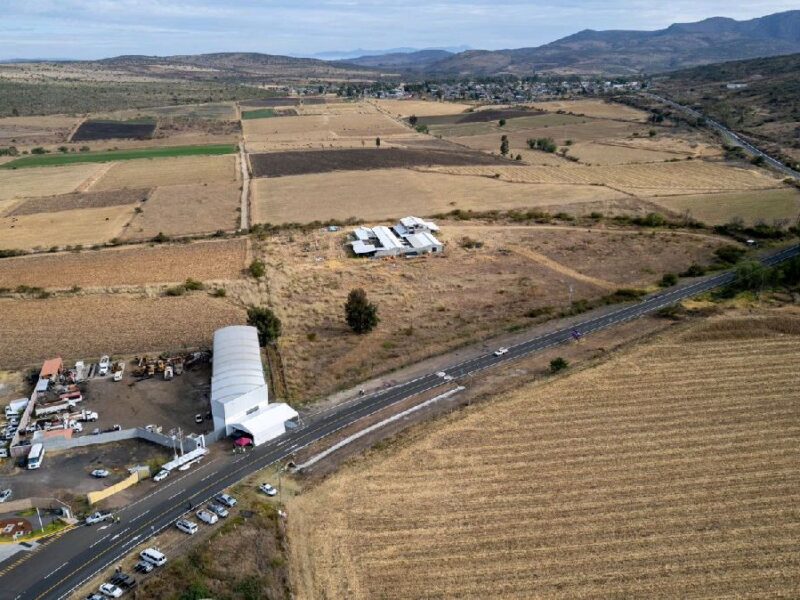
2, 243, 798, 599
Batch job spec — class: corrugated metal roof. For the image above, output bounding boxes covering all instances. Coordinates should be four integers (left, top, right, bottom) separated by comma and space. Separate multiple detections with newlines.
352, 240, 377, 254
40, 357, 63, 379
373, 226, 403, 250
211, 326, 267, 406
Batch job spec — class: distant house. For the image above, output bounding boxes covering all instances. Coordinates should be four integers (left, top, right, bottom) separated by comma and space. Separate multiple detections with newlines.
726, 83, 748, 90
350, 217, 444, 258
39, 357, 63, 382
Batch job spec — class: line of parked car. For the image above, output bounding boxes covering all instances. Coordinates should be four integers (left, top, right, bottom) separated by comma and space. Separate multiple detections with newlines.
175, 493, 237, 535
85, 548, 166, 599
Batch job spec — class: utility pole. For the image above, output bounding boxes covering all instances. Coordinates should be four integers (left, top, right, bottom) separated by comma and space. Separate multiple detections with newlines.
36, 507, 44, 532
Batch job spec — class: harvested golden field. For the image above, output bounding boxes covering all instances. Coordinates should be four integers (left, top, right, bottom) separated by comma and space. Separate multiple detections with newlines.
0, 294, 245, 368
121, 182, 241, 239
289, 310, 800, 599
534, 98, 650, 122
648, 188, 800, 226
245, 134, 420, 153
568, 141, 696, 165
246, 224, 724, 401
242, 111, 408, 142
0, 114, 82, 145
420, 160, 783, 195
0, 239, 247, 289
0, 163, 105, 201
374, 99, 472, 117
252, 169, 627, 224
90, 155, 238, 190
5, 188, 148, 217
0, 205, 135, 250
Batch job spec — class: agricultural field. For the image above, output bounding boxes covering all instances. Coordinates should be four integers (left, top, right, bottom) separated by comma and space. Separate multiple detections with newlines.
96, 102, 238, 121
374, 99, 472, 117
1, 143, 237, 169
0, 204, 136, 250
252, 169, 628, 224
648, 188, 800, 226
240, 97, 326, 107
121, 181, 241, 239
242, 111, 408, 144
245, 223, 728, 401
533, 98, 651, 122
0, 293, 245, 368
288, 308, 800, 599
0, 114, 81, 146
3, 188, 149, 217
249, 147, 511, 178
0, 163, 106, 201
0, 238, 247, 289
90, 154, 238, 190
421, 160, 784, 196
70, 119, 157, 142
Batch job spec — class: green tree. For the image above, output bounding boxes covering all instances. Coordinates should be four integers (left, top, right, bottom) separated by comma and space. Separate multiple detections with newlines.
247, 306, 282, 345
248, 258, 266, 278
659, 273, 678, 287
409, 115, 418, 126
345, 288, 379, 334
499, 119, 506, 127
550, 357, 568, 373
733, 261, 773, 292
715, 245, 746, 265
500, 134, 509, 156
375, 137, 381, 147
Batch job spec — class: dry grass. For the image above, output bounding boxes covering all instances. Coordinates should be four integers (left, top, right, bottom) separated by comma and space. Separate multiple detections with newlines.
245, 224, 724, 401
90, 154, 238, 190
243, 111, 408, 143
288, 309, 800, 599
0, 205, 136, 250
0, 114, 82, 145
534, 99, 651, 122
0, 294, 245, 368
121, 181, 241, 239
420, 161, 783, 195
0, 163, 105, 201
648, 188, 800, 226
252, 169, 627, 224
373, 99, 472, 117
0, 238, 247, 289
4, 188, 149, 217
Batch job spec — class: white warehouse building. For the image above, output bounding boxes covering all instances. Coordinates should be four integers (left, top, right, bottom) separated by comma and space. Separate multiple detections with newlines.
210, 325, 298, 446
350, 216, 444, 258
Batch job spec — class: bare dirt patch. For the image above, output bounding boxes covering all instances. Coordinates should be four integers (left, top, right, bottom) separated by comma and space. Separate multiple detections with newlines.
90, 154, 238, 190
0, 294, 245, 368
374, 99, 472, 117
243, 223, 723, 402
0, 238, 247, 289
0, 204, 136, 251
4, 188, 149, 217
0, 114, 82, 145
0, 163, 104, 201
250, 147, 513, 178
288, 309, 800, 599
121, 181, 241, 239
71, 119, 157, 142
243, 110, 408, 143
252, 169, 627, 224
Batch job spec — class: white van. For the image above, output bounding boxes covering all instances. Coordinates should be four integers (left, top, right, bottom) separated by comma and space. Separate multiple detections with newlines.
139, 548, 167, 567
175, 519, 198, 535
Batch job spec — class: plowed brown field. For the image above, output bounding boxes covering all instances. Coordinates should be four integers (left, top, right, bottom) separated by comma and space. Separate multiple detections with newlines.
289, 311, 800, 599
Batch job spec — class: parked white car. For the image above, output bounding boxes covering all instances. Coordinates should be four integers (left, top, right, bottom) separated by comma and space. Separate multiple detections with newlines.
196, 509, 218, 525
98, 356, 111, 376
153, 470, 169, 482
0, 488, 12, 503
175, 518, 198, 535
99, 583, 123, 598
493, 347, 509, 356
259, 483, 277, 497
91, 469, 110, 478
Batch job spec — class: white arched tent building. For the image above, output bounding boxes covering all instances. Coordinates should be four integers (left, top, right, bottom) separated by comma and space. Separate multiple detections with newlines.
211, 326, 299, 446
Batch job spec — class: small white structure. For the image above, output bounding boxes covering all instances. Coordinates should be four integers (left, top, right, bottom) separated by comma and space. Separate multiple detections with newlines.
210, 326, 298, 446
350, 216, 443, 258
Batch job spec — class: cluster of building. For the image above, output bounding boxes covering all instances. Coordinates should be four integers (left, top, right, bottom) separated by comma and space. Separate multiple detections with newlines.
349, 216, 444, 258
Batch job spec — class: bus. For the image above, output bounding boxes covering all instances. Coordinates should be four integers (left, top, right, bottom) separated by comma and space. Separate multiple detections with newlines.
27, 443, 44, 469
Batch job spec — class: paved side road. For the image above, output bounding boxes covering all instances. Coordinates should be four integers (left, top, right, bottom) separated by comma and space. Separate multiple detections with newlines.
643, 92, 800, 179
2, 243, 798, 600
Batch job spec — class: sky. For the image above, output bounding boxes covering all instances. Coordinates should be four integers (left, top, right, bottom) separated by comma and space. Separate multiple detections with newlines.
2, 0, 798, 60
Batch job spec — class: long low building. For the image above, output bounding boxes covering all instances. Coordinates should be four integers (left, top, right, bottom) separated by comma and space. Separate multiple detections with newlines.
211, 325, 298, 446
350, 216, 444, 258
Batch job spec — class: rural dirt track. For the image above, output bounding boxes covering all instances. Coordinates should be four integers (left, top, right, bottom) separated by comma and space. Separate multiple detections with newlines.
288, 311, 800, 599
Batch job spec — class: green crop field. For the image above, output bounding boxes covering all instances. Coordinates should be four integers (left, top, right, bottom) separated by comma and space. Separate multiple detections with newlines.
0, 144, 238, 169
242, 108, 278, 120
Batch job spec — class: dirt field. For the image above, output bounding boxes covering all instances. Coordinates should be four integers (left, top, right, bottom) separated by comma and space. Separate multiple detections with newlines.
0, 163, 105, 201
96, 102, 238, 121
243, 111, 408, 143
420, 160, 784, 195
534, 99, 651, 122
243, 223, 726, 401
0, 238, 247, 289
121, 181, 241, 239
648, 188, 800, 226
0, 114, 82, 145
249, 148, 512, 178
71, 120, 156, 142
252, 169, 628, 224
3, 188, 148, 217
374, 99, 472, 117
0, 294, 245, 368
90, 154, 238, 190
288, 309, 800, 598
0, 204, 136, 250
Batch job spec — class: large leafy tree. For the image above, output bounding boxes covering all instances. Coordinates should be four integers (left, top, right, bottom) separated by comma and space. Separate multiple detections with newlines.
247, 306, 282, 346
345, 288, 379, 334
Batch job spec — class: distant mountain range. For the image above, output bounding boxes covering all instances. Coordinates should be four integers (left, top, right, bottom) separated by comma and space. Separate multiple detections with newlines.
305, 46, 470, 61
3, 11, 799, 79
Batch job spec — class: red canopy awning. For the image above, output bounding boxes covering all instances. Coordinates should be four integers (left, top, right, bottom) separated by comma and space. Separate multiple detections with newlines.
234, 437, 253, 447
